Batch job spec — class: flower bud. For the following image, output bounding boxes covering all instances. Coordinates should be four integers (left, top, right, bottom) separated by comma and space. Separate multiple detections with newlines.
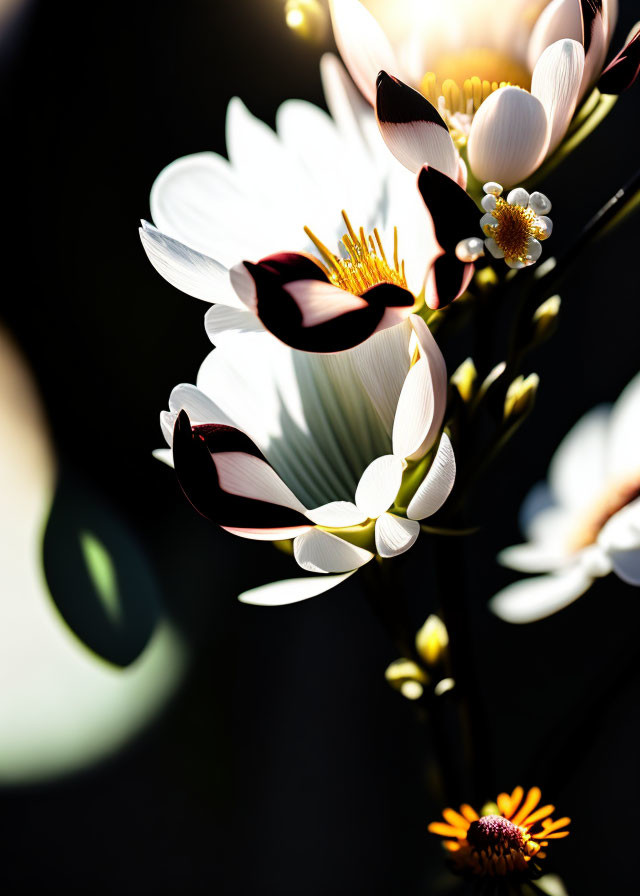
385, 658, 428, 700
531, 295, 561, 345
504, 373, 539, 421
415, 614, 449, 666
451, 358, 477, 403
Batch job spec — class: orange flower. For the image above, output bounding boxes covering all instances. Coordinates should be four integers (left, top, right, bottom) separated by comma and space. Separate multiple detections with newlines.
428, 786, 570, 877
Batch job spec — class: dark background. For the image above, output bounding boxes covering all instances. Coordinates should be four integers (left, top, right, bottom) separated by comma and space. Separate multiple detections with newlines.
1, 1, 639, 893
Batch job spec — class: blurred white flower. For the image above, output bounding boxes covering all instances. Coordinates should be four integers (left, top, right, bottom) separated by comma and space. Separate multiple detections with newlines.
160, 314, 455, 606
331, 0, 622, 186
491, 371, 640, 623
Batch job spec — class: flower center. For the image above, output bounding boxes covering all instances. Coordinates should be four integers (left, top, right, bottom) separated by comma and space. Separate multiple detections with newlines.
569, 474, 640, 553
420, 49, 531, 145
482, 198, 542, 263
305, 211, 407, 295
467, 815, 525, 854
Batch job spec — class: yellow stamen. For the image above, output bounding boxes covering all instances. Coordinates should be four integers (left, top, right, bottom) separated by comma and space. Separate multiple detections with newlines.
420, 49, 531, 146
482, 198, 542, 264
304, 211, 408, 295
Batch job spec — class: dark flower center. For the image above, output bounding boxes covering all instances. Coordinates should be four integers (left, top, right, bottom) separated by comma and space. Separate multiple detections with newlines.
467, 815, 524, 853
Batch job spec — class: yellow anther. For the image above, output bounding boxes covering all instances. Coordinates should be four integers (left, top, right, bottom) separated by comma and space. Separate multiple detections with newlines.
305, 211, 408, 295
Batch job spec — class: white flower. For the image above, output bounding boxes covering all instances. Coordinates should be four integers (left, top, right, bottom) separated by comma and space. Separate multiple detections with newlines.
491, 371, 640, 623
332, 0, 620, 186
160, 314, 456, 605
457, 183, 553, 269
140, 55, 485, 345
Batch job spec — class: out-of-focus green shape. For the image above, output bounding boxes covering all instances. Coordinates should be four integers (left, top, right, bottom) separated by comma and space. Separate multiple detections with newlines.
80, 531, 122, 625
0, 325, 187, 786
42, 469, 163, 667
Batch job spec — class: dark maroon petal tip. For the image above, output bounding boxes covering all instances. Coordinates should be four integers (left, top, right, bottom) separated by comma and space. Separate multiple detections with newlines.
376, 70, 448, 129
598, 28, 640, 94
172, 412, 309, 531
417, 166, 480, 309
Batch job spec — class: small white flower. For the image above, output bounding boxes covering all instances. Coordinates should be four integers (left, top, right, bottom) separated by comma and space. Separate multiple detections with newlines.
490, 371, 640, 623
456, 183, 553, 269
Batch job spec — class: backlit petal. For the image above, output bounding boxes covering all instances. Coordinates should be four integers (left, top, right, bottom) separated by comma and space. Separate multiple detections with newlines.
406, 433, 456, 520
238, 571, 356, 606
467, 86, 549, 187
294, 527, 374, 573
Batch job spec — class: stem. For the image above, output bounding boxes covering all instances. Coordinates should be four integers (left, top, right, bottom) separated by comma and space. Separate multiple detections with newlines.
432, 530, 494, 804
358, 560, 461, 805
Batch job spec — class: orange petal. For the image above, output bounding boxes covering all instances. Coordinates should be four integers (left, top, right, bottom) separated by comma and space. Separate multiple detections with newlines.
511, 787, 542, 826
539, 816, 571, 835
523, 804, 555, 827
545, 830, 571, 839
444, 840, 461, 852
497, 792, 512, 816
460, 803, 479, 822
506, 786, 524, 818
428, 821, 468, 838
443, 808, 471, 830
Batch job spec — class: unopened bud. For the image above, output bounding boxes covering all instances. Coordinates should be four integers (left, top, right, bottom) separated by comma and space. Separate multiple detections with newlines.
531, 294, 561, 344
416, 615, 449, 666
451, 358, 477, 403
385, 658, 428, 700
504, 373, 539, 421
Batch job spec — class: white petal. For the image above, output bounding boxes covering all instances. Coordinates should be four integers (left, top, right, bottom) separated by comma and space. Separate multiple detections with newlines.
498, 542, 569, 573
168, 383, 233, 428
524, 504, 574, 550
351, 319, 413, 436
294, 528, 374, 573
355, 454, 404, 518
489, 564, 593, 623
212, 452, 308, 513
392, 315, 447, 462
549, 405, 610, 509
598, 499, 640, 555
305, 502, 368, 527
285, 279, 369, 326
223, 525, 311, 542
392, 359, 435, 461
204, 303, 265, 347
532, 39, 585, 155
238, 571, 356, 606
467, 86, 549, 187
527, 0, 583, 71
409, 315, 448, 453
319, 53, 381, 161
152, 447, 174, 468
485, 237, 505, 258
608, 371, 640, 478
377, 120, 459, 179
160, 410, 177, 446
328, 0, 398, 105
406, 433, 456, 520
139, 223, 242, 306
375, 513, 420, 558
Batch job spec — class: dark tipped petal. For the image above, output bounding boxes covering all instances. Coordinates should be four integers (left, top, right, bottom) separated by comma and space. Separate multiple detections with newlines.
598, 27, 640, 94
173, 411, 310, 532
247, 262, 385, 352
254, 252, 329, 284
375, 71, 459, 178
417, 166, 480, 309
580, 0, 603, 57
361, 281, 415, 309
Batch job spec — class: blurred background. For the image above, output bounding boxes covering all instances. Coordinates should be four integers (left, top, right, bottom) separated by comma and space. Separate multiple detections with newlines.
1, 0, 639, 892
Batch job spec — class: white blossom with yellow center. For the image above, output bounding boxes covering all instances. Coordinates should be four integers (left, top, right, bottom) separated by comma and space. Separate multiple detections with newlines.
456, 182, 553, 269
491, 370, 640, 623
